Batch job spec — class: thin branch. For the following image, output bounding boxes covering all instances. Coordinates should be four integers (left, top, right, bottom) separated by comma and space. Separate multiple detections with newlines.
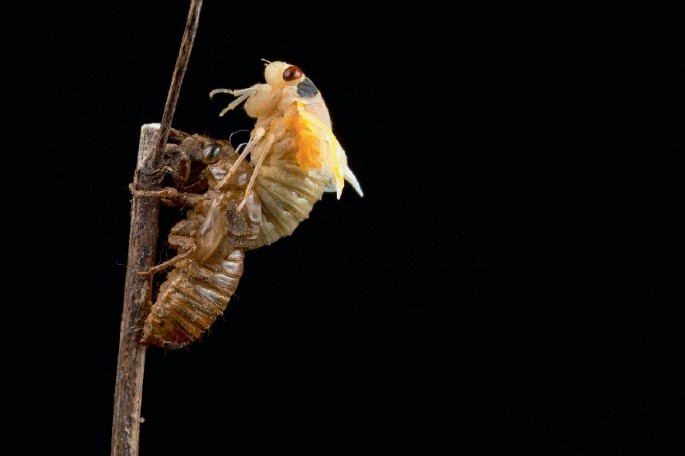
143, 0, 204, 181
111, 2, 203, 456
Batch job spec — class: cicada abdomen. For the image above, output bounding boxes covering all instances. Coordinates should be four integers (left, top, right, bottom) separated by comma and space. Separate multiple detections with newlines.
210, 60, 363, 249
251, 142, 329, 248
138, 135, 262, 349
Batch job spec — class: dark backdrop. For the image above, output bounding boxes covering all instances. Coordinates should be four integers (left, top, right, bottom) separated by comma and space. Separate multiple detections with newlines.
17, 1, 681, 454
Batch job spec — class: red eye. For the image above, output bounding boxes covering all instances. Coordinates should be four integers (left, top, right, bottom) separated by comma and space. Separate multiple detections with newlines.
283, 65, 302, 81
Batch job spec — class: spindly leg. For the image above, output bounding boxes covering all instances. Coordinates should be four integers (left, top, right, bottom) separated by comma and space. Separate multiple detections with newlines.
137, 248, 195, 277
237, 133, 275, 211
216, 127, 266, 190
129, 184, 204, 208
209, 87, 258, 117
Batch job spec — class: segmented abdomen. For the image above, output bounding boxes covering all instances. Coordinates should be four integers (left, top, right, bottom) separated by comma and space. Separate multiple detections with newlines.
252, 153, 328, 249
140, 250, 244, 350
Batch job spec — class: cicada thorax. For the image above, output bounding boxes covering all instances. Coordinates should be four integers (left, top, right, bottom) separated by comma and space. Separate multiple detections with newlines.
140, 137, 262, 350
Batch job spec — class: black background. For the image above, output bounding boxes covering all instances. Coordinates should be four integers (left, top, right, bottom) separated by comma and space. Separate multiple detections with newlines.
17, 1, 681, 454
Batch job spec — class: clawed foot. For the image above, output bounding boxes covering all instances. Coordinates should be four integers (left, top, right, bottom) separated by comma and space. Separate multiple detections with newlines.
209, 87, 257, 117
129, 183, 181, 200
137, 249, 195, 277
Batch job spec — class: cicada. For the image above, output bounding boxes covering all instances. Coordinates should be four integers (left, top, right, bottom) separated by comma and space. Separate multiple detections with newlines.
210, 60, 363, 248
135, 134, 262, 349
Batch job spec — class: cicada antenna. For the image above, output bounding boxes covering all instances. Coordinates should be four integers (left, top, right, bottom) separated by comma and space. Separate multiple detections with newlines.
229, 129, 251, 148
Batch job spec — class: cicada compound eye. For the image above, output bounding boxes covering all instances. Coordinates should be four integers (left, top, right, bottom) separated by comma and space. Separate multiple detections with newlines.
283, 65, 303, 81
201, 144, 222, 163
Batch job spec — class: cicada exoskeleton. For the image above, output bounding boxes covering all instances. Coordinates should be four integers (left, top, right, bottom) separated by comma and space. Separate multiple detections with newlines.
136, 134, 262, 349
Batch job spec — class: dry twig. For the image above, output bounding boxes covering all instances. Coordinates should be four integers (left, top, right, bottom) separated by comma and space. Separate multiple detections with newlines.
111, 2, 203, 455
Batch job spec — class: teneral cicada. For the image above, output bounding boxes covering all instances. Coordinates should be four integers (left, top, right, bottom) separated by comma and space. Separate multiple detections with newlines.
135, 133, 262, 349
210, 60, 363, 248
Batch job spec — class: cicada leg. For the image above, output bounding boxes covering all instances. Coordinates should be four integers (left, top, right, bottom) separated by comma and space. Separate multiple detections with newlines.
129, 184, 204, 208
137, 247, 195, 277
215, 127, 266, 190
209, 87, 257, 117
237, 133, 275, 211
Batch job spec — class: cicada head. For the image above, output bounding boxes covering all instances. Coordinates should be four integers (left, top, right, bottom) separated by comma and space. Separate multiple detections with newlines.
264, 61, 305, 89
